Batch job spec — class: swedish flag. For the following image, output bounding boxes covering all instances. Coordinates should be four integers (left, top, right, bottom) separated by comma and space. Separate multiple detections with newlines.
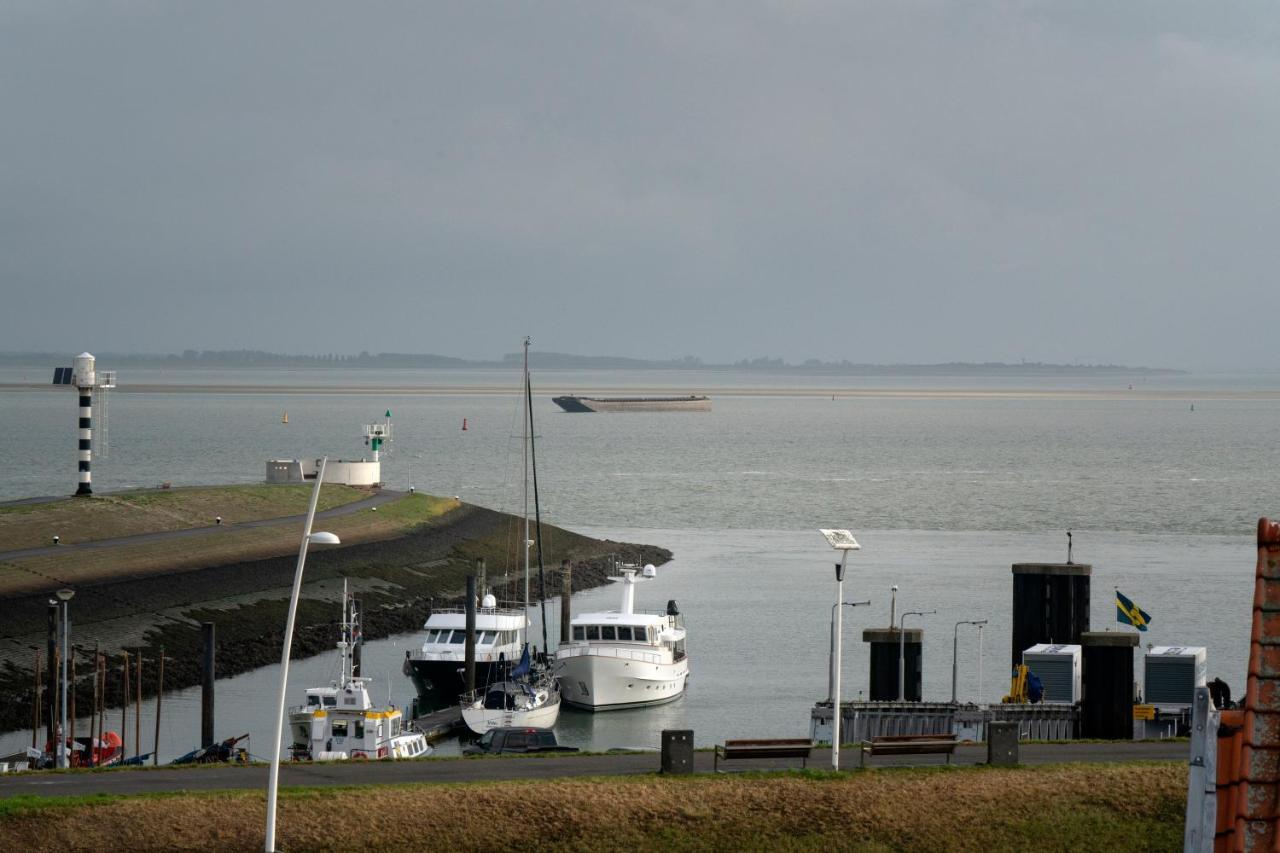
1116, 590, 1151, 632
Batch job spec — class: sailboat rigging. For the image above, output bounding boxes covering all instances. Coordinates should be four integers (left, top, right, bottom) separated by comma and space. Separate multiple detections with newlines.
459, 337, 561, 734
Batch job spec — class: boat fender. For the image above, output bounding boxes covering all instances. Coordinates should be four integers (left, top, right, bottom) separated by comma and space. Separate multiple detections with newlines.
666, 599, 680, 616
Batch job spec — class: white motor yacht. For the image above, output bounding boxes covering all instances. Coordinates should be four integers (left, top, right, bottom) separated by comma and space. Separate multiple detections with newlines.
555, 564, 688, 711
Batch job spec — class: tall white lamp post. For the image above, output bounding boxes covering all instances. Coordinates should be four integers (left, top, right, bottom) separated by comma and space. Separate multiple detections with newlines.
951, 619, 988, 704
819, 529, 860, 770
898, 609, 935, 702
977, 622, 985, 703
265, 458, 341, 853
55, 588, 75, 768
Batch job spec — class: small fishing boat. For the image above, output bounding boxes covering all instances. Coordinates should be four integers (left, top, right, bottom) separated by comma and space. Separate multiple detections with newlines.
171, 732, 250, 765
290, 586, 431, 761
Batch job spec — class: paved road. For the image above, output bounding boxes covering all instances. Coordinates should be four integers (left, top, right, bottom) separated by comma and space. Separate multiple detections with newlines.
0, 741, 1188, 799
0, 490, 404, 563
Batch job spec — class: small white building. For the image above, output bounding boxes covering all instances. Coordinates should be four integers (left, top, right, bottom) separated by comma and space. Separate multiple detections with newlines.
266, 458, 380, 487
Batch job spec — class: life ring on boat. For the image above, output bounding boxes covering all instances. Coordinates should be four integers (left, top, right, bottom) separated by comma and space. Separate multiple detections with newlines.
351, 751, 369, 760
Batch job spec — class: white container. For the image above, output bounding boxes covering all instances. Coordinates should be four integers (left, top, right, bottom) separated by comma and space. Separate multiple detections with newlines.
1023, 643, 1082, 703
1144, 646, 1207, 708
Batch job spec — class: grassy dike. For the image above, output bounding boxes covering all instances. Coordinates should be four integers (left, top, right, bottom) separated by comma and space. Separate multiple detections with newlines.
0, 486, 670, 735
0, 763, 1186, 851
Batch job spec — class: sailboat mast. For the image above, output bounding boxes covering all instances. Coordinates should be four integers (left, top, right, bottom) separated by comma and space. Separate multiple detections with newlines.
527, 358, 550, 656
523, 337, 531, 618
340, 578, 348, 685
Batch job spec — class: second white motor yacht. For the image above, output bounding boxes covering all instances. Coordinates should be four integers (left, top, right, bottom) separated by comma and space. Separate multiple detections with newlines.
555, 564, 688, 711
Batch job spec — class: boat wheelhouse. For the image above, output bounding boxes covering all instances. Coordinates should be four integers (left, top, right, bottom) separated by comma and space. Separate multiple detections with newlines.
555, 565, 688, 711
290, 586, 430, 761
289, 679, 429, 761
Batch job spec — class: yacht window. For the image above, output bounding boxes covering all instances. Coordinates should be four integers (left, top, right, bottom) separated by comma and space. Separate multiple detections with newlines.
617, 626, 633, 641
601, 626, 617, 641
392, 718, 401, 736
298, 726, 308, 741
478, 631, 493, 645
307, 696, 319, 707
323, 697, 337, 708
573, 626, 585, 641
449, 631, 466, 644
354, 720, 365, 739
332, 721, 348, 738
586, 626, 600, 641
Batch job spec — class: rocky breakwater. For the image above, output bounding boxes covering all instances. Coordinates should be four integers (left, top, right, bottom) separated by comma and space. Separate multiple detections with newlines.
0, 500, 670, 735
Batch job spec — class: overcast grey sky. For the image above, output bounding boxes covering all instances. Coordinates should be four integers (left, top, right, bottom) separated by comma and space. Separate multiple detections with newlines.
2, 2, 1277, 368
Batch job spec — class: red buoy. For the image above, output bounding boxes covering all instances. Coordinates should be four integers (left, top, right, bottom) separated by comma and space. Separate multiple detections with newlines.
462, 418, 468, 431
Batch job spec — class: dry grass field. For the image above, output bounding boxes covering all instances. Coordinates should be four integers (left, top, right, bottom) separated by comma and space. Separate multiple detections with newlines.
0, 484, 371, 550
0, 762, 1186, 852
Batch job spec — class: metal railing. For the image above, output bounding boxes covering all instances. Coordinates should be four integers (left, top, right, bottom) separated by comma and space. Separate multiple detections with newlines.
555, 645, 665, 665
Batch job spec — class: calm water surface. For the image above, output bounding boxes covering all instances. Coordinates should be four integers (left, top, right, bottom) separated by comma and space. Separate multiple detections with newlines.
0, 368, 1276, 758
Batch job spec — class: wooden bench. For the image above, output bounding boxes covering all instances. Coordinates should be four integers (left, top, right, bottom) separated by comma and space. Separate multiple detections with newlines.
859, 734, 959, 768
714, 738, 813, 772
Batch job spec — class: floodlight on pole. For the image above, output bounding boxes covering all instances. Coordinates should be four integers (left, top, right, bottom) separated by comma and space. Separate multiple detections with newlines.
951, 619, 988, 704
265, 458, 341, 853
818, 529, 860, 771
898, 609, 935, 702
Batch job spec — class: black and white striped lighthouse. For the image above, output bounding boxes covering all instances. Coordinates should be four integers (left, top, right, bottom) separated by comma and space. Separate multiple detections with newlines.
53, 353, 115, 496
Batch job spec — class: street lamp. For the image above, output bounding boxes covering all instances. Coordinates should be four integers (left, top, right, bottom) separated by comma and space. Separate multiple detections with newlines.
976, 622, 985, 703
899, 609, 935, 702
55, 588, 74, 769
828, 600, 871, 703
952, 620, 988, 704
819, 529, 861, 770
265, 458, 341, 853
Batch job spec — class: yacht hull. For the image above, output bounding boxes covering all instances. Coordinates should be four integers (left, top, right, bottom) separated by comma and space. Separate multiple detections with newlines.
556, 654, 688, 711
405, 658, 509, 713
461, 693, 561, 733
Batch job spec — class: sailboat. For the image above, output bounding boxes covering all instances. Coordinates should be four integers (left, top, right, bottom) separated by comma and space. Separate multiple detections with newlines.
460, 337, 561, 734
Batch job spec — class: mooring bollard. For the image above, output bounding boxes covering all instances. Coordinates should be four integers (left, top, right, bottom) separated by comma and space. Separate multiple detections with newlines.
988, 721, 1019, 766
661, 729, 694, 774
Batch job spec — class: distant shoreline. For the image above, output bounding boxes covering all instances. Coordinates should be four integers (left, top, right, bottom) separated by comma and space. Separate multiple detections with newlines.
0, 381, 1266, 400
0, 350, 1186, 375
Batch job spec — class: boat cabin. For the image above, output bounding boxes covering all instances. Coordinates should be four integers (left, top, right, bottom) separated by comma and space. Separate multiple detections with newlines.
411, 606, 527, 663
290, 679, 428, 760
